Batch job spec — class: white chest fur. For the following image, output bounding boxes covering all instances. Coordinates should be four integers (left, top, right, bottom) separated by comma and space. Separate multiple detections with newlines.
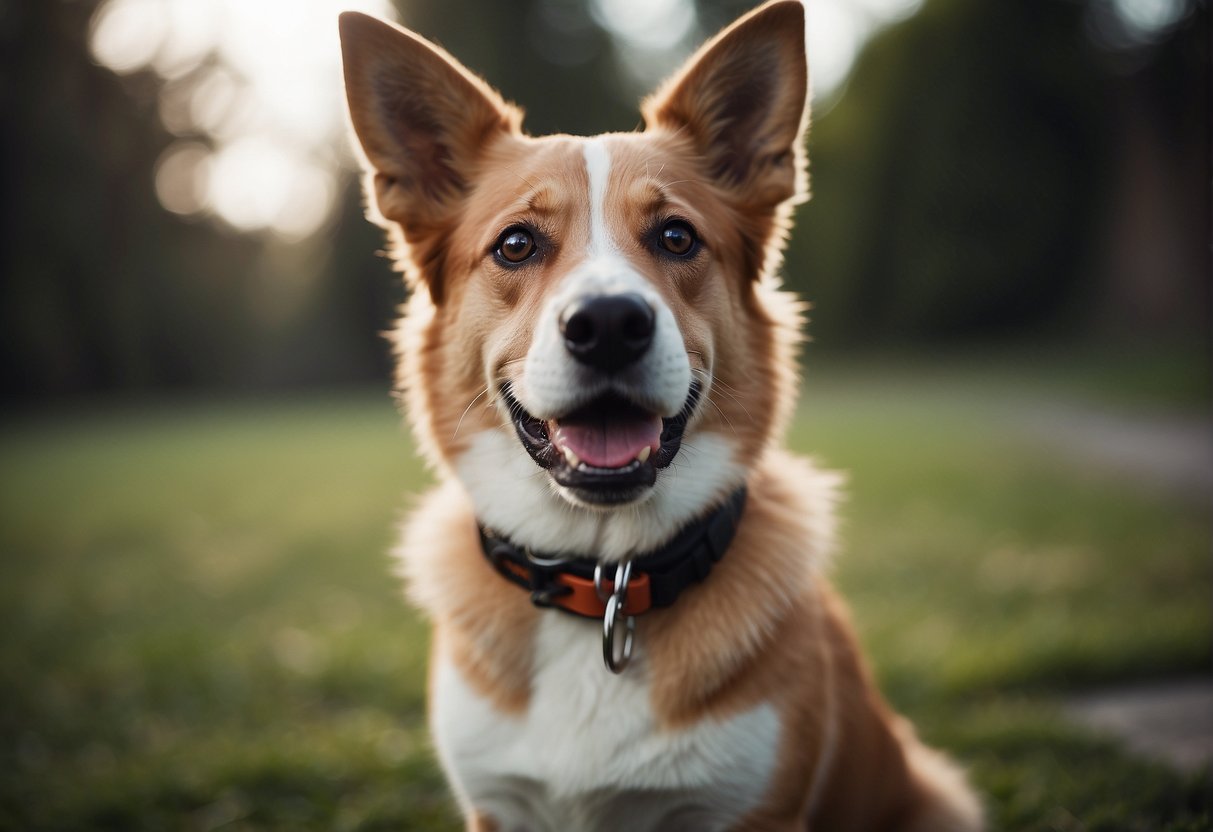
431, 614, 780, 832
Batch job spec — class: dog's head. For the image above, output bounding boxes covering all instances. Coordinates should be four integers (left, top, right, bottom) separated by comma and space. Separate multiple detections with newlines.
340, 1, 808, 557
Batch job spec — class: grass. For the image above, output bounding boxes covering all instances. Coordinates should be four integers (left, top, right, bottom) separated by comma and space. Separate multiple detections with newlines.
0, 361, 1209, 831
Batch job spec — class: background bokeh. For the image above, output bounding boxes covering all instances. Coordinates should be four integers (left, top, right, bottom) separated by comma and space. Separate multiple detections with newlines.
1, 1, 1210, 830
1, 0, 1206, 397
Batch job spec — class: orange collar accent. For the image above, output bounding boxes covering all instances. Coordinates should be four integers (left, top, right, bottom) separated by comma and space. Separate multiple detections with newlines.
478, 486, 747, 620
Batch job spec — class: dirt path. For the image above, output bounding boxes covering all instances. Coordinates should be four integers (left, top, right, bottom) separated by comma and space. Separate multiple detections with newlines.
1014, 402, 1211, 500
1014, 401, 1211, 773
1064, 679, 1213, 773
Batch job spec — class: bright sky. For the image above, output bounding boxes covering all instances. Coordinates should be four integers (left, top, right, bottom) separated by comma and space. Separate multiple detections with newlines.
88, 0, 1182, 240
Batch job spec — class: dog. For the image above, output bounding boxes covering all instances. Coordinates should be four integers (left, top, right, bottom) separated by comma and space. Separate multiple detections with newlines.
339, 2, 984, 829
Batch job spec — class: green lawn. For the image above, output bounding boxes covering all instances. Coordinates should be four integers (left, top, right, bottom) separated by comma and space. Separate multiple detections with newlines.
1, 363, 1209, 831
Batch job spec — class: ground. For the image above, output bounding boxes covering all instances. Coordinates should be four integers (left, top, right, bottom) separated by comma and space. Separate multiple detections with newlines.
0, 350, 1209, 831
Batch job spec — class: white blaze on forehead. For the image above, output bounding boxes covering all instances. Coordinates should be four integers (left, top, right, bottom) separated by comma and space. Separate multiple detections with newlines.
583, 137, 615, 256
513, 132, 693, 451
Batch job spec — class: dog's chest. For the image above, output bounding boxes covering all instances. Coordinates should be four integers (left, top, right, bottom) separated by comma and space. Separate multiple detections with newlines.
432, 614, 780, 832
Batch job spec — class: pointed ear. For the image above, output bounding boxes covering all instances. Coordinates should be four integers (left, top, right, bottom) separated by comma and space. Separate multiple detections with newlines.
339, 12, 521, 230
642, 0, 808, 210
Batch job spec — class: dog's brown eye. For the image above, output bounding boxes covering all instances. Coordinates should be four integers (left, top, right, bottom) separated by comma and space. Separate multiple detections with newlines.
498, 229, 536, 264
660, 221, 696, 256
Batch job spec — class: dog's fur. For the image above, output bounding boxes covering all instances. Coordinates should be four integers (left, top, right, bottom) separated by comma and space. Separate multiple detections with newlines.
339, 3, 984, 829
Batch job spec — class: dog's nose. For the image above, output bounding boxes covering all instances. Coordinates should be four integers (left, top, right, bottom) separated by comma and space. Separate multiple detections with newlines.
560, 293, 655, 372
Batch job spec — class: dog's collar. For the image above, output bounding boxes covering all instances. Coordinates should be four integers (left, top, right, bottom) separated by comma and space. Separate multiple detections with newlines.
478, 486, 747, 622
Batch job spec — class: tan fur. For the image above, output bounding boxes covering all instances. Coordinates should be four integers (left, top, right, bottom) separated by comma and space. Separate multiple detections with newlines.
407, 480, 536, 713
341, 2, 983, 829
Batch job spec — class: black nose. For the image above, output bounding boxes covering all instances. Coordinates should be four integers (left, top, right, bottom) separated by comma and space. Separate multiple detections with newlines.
560, 293, 655, 372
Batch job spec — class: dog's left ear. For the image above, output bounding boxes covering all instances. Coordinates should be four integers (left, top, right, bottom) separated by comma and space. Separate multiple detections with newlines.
643, 0, 808, 211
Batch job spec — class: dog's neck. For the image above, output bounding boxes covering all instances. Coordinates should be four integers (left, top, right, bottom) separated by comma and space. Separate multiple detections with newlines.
452, 428, 746, 563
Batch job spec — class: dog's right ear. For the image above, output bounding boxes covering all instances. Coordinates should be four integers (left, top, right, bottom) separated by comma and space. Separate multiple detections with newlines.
339, 13, 521, 236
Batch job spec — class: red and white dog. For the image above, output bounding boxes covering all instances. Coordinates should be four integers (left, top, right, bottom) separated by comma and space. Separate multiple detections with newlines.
340, 3, 983, 829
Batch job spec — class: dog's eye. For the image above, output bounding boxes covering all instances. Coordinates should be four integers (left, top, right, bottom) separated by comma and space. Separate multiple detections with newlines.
659, 221, 696, 256
497, 228, 537, 264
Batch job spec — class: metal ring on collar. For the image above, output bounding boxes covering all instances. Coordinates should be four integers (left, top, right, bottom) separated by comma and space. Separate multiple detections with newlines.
593, 562, 610, 604
602, 593, 635, 674
524, 547, 569, 569
594, 559, 633, 605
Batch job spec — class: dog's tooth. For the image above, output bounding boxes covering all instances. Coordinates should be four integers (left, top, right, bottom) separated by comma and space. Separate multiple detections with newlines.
563, 447, 580, 468
636, 446, 651, 463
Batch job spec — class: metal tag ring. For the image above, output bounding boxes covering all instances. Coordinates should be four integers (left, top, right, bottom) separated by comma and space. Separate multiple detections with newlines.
594, 560, 633, 605
602, 594, 635, 674
593, 562, 610, 603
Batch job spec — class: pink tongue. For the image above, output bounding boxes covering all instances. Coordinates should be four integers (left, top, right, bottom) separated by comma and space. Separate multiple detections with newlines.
553, 413, 662, 468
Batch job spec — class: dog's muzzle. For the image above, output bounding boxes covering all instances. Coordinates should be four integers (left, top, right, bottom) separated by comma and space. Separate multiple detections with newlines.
505, 287, 697, 506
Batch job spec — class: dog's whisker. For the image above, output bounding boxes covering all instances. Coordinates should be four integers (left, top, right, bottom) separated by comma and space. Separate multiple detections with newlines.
713, 380, 746, 399
452, 386, 491, 439
690, 368, 755, 425
676, 439, 702, 456
662, 121, 691, 144
641, 156, 668, 181
710, 387, 755, 425
703, 394, 737, 433
505, 165, 540, 192
658, 177, 710, 189
681, 375, 736, 432
708, 377, 745, 399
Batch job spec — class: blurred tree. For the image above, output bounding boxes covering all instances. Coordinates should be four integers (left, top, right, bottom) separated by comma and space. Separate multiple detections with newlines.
1, 0, 249, 396
392, 0, 634, 135
0, 1, 400, 399
1090, 0, 1209, 336
785, 0, 1207, 345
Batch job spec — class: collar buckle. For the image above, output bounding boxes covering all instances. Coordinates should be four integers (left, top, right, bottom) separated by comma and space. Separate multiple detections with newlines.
523, 549, 573, 609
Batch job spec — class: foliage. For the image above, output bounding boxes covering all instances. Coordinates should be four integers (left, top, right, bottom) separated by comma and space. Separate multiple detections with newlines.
787, 0, 1206, 344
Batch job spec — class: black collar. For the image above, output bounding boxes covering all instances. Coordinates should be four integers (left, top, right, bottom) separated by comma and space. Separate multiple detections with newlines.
478, 486, 747, 620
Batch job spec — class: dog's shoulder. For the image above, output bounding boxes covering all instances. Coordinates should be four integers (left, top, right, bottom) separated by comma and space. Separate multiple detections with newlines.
644, 450, 843, 717
395, 479, 539, 712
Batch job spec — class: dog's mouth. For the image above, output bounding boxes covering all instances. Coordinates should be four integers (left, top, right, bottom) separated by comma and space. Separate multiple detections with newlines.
503, 382, 701, 505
